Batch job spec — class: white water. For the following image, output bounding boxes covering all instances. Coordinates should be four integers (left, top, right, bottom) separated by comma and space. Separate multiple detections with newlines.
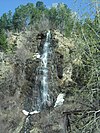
22, 31, 51, 133
41, 30, 51, 105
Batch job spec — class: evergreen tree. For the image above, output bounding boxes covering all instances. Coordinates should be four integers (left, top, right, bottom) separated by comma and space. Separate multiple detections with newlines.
36, 1, 46, 11
0, 29, 7, 51
0, 13, 8, 29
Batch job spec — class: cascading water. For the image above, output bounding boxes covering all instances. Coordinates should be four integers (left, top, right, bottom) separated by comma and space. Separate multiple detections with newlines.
41, 30, 51, 106
21, 31, 52, 133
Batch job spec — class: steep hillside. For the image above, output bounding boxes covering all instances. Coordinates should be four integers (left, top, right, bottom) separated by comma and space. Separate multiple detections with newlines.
0, 28, 99, 133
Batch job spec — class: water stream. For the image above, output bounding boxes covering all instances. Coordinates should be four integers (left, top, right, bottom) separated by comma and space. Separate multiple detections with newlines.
41, 30, 51, 106
21, 31, 51, 133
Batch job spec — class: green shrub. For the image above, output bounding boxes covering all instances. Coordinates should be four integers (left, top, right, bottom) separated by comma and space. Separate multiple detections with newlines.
0, 29, 7, 51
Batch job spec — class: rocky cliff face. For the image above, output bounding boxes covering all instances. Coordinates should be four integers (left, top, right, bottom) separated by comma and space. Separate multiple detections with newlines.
0, 28, 88, 133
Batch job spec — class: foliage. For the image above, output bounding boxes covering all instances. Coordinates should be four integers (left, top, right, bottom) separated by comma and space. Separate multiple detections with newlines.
0, 29, 7, 50
70, 1, 100, 132
0, 2, 74, 35
36, 1, 46, 11
12, 4, 34, 31
0, 11, 13, 30
0, 1, 99, 131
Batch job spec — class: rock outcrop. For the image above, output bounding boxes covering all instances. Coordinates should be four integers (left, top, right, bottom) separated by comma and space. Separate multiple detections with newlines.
0, 29, 88, 133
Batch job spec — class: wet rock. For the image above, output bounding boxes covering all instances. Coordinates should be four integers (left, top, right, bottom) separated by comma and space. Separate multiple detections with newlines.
36, 32, 46, 40
25, 58, 40, 82
55, 52, 63, 79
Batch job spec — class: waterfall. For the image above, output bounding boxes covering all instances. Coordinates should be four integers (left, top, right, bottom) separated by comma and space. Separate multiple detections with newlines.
41, 30, 51, 106
21, 31, 52, 133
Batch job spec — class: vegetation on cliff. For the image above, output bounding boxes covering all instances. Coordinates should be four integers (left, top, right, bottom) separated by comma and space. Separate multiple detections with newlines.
0, 0, 100, 133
